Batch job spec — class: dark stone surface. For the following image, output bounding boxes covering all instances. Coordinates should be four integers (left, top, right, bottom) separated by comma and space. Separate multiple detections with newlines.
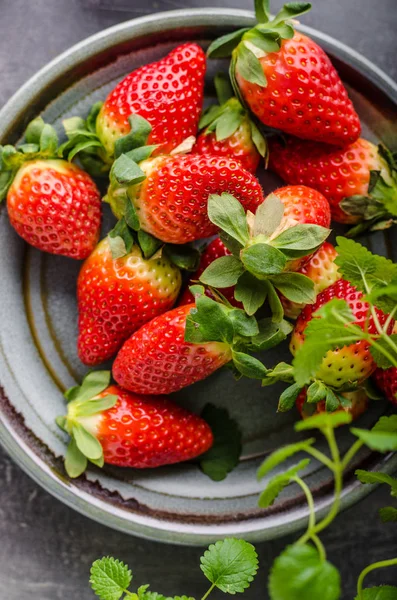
0, 1, 396, 598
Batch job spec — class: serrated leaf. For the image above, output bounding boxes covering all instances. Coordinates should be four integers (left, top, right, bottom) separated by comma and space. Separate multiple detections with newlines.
355, 586, 397, 600
269, 544, 340, 600
90, 557, 132, 600
73, 424, 103, 461
200, 255, 245, 288
232, 351, 268, 379
207, 28, 251, 58
356, 469, 397, 496
295, 411, 352, 431
379, 507, 397, 523
241, 243, 286, 277
234, 272, 268, 316
370, 335, 397, 369
208, 193, 249, 246
200, 404, 242, 481
258, 459, 310, 507
278, 382, 303, 412
257, 438, 315, 479
325, 388, 342, 412
236, 43, 267, 87
351, 415, 397, 452
200, 538, 258, 594
271, 273, 315, 304
64, 438, 87, 478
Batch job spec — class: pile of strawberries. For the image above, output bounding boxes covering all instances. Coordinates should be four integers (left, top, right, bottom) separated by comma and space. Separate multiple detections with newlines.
1, 1, 396, 479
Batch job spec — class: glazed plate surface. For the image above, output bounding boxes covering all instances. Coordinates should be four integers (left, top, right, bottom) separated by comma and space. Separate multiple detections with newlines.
0, 8, 396, 545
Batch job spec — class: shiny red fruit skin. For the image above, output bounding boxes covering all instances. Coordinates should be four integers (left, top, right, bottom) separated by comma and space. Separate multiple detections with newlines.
274, 185, 331, 228
113, 304, 232, 395
134, 154, 265, 244
291, 279, 394, 387
236, 32, 360, 146
194, 121, 260, 174
96, 385, 213, 468
373, 367, 397, 406
97, 43, 205, 156
178, 237, 242, 308
7, 159, 101, 259
269, 137, 382, 223
77, 238, 181, 366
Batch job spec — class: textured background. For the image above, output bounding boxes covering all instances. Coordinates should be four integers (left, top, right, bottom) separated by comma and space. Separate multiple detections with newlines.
0, 0, 396, 598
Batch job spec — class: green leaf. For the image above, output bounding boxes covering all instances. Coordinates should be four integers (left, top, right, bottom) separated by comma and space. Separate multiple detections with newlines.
325, 388, 342, 412
252, 194, 284, 237
351, 415, 397, 452
232, 351, 268, 379
64, 438, 87, 478
229, 310, 259, 337
68, 139, 104, 161
137, 230, 162, 259
370, 335, 397, 369
306, 381, 327, 404
114, 114, 152, 158
112, 154, 146, 185
207, 193, 249, 246
250, 120, 267, 157
241, 244, 286, 278
199, 104, 223, 130
207, 28, 251, 58
75, 395, 118, 418
184, 295, 234, 345
295, 411, 352, 431
271, 273, 315, 304
90, 557, 132, 600
0, 170, 14, 202
244, 30, 281, 54
200, 255, 245, 288
251, 318, 292, 351
200, 404, 242, 481
73, 424, 103, 461
214, 72, 235, 105
86, 101, 103, 132
257, 438, 315, 479
163, 244, 200, 272
258, 459, 310, 507
39, 124, 58, 154
355, 469, 397, 497
215, 109, 243, 141
236, 43, 267, 87
200, 538, 258, 594
355, 587, 397, 600
272, 224, 330, 258
127, 145, 158, 164
219, 231, 244, 258
25, 117, 46, 144
278, 383, 303, 412
272, 2, 312, 26
108, 219, 135, 259
234, 272, 268, 316
269, 543, 340, 600
67, 371, 111, 404
267, 281, 284, 322
261, 362, 295, 386
379, 508, 397, 523
254, 0, 270, 22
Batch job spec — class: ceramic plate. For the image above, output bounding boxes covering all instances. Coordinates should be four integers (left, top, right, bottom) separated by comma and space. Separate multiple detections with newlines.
0, 8, 396, 545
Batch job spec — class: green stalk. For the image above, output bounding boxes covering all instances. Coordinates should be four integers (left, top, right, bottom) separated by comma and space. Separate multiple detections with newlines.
357, 557, 397, 599
313, 427, 343, 535
341, 439, 364, 471
294, 475, 317, 546
305, 446, 335, 472
201, 583, 216, 600
311, 534, 326, 562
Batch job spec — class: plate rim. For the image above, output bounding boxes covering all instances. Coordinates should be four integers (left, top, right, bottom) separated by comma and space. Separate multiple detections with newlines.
0, 7, 396, 545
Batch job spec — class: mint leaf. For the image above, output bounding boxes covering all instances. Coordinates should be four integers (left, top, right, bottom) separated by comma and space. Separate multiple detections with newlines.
351, 415, 397, 452
355, 587, 397, 600
200, 404, 242, 481
90, 557, 132, 600
269, 544, 341, 600
271, 273, 315, 304
200, 255, 245, 287
370, 334, 397, 369
241, 243, 286, 277
257, 439, 315, 480
200, 538, 259, 594
295, 411, 352, 431
232, 351, 268, 379
234, 272, 268, 315
259, 459, 310, 507
356, 469, 397, 497
380, 507, 397, 523
207, 193, 249, 246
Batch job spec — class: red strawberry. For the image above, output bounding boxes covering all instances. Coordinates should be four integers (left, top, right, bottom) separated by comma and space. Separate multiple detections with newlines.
290, 279, 394, 388
373, 367, 397, 406
108, 153, 265, 244
57, 375, 213, 477
280, 242, 340, 318
269, 136, 397, 227
96, 43, 205, 157
77, 237, 181, 366
178, 237, 242, 308
296, 387, 368, 420
208, 3, 360, 146
113, 304, 232, 395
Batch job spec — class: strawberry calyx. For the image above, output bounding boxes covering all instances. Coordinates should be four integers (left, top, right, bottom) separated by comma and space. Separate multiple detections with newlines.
200, 192, 330, 317
185, 285, 292, 379
56, 371, 118, 478
341, 145, 397, 237
199, 73, 267, 159
0, 117, 65, 202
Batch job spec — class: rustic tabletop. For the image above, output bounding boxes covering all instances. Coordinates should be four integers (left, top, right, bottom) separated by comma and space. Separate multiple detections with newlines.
0, 1, 396, 598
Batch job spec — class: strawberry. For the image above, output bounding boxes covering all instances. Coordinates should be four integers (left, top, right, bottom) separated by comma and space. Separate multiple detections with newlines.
296, 387, 368, 420
0, 119, 101, 259
290, 279, 393, 388
207, 2, 360, 146
373, 367, 397, 406
106, 152, 265, 244
178, 237, 242, 308
62, 43, 205, 171
193, 73, 266, 173
77, 236, 182, 366
269, 136, 397, 230
280, 242, 340, 319
56, 372, 213, 477
113, 304, 233, 395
